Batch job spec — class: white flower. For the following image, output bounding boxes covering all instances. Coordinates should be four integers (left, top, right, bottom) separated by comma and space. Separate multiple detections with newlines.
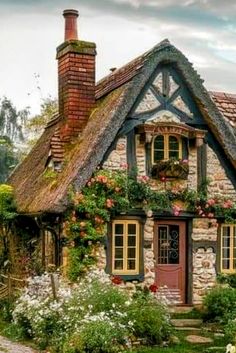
226, 344, 236, 353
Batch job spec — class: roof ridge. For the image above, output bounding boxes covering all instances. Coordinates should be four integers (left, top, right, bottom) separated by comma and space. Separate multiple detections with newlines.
95, 38, 173, 100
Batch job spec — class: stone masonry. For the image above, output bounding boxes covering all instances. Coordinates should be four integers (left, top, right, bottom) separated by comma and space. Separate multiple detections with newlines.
207, 146, 236, 201
192, 218, 217, 304
102, 137, 127, 170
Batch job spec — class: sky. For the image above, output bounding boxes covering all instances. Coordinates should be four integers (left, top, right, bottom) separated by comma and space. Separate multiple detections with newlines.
0, 0, 236, 115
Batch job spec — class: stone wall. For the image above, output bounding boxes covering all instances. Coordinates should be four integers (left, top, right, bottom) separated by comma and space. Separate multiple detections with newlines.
143, 215, 155, 286
207, 146, 236, 201
102, 137, 127, 170
192, 218, 217, 304
193, 247, 216, 304
136, 135, 146, 175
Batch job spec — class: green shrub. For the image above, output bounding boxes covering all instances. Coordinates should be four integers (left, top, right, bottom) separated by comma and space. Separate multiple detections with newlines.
126, 294, 172, 345
63, 320, 126, 353
0, 298, 15, 322
224, 319, 236, 343
217, 273, 236, 288
82, 280, 129, 314
203, 286, 236, 323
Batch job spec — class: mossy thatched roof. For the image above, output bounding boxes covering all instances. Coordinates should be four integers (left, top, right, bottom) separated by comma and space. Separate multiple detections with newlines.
9, 40, 236, 214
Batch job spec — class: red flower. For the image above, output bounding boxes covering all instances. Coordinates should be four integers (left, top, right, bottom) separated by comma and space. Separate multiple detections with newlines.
149, 284, 158, 293
112, 276, 122, 285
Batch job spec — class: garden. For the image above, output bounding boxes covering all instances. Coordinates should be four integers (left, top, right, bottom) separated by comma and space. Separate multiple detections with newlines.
0, 269, 236, 353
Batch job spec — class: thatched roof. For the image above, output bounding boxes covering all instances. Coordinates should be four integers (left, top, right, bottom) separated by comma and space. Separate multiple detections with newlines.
9, 40, 236, 214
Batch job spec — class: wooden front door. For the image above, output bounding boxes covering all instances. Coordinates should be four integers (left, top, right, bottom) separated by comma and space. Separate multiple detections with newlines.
154, 220, 186, 303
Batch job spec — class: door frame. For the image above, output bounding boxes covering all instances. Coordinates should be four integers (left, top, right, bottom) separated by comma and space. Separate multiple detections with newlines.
154, 219, 192, 304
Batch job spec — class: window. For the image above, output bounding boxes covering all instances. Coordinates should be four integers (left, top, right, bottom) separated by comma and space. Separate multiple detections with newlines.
152, 134, 182, 163
221, 225, 236, 273
157, 225, 179, 265
112, 220, 139, 275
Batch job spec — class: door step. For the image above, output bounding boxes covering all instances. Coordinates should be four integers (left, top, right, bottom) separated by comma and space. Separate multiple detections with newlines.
169, 305, 194, 313
156, 287, 182, 305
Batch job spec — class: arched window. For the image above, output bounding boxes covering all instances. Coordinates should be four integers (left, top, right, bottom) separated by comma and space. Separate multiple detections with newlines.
152, 134, 182, 163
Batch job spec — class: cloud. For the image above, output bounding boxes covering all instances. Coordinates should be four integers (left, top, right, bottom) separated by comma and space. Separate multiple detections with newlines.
0, 0, 235, 114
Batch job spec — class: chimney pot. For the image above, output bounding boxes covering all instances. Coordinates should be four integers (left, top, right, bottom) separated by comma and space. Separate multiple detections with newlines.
63, 9, 79, 41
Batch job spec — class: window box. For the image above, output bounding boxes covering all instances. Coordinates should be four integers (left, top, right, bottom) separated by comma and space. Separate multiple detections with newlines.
151, 158, 189, 179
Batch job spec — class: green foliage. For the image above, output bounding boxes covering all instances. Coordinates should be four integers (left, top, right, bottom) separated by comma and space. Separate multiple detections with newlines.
63, 320, 125, 353
0, 184, 16, 222
25, 97, 57, 151
0, 298, 15, 322
82, 280, 129, 314
224, 319, 236, 343
203, 286, 236, 323
217, 273, 236, 288
0, 97, 28, 142
66, 170, 236, 281
0, 137, 18, 183
0, 97, 29, 180
126, 293, 172, 345
67, 246, 96, 281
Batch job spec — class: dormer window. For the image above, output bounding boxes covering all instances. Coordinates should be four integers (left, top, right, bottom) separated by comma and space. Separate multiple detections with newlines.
153, 134, 182, 163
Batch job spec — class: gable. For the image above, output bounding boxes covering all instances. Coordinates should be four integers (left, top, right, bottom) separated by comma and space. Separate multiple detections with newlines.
130, 64, 204, 125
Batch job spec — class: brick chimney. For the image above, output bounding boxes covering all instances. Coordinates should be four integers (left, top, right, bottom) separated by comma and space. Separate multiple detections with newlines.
56, 9, 96, 141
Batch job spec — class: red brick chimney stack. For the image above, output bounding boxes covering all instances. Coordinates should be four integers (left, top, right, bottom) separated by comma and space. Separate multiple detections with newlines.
57, 9, 96, 142
63, 9, 79, 41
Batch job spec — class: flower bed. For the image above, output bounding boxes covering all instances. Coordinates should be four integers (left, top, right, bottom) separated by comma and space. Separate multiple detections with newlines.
12, 271, 173, 352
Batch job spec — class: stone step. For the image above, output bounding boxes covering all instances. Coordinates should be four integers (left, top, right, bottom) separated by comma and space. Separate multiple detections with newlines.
169, 305, 194, 313
185, 335, 213, 344
175, 327, 202, 332
171, 319, 203, 328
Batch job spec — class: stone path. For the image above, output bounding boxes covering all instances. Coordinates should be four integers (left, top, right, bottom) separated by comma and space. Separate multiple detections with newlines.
0, 336, 38, 353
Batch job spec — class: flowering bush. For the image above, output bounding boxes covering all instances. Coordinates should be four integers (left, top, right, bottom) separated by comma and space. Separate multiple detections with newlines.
12, 271, 172, 352
64, 169, 236, 281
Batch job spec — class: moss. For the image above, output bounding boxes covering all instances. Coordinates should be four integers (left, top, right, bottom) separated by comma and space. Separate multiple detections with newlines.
43, 168, 57, 181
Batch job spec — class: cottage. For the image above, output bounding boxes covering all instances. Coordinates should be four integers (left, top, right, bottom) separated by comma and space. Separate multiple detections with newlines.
8, 9, 236, 305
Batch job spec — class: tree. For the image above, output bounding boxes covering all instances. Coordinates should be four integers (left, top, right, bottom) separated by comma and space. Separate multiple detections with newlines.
0, 97, 29, 182
23, 97, 58, 153
0, 96, 28, 142
0, 137, 17, 183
